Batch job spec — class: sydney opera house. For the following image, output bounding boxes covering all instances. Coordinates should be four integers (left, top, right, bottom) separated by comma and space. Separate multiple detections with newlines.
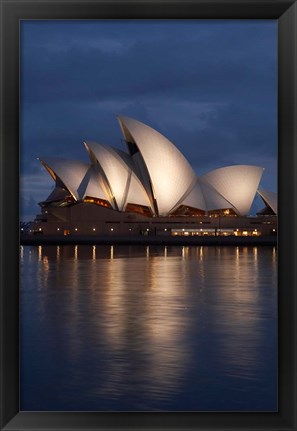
30, 116, 277, 237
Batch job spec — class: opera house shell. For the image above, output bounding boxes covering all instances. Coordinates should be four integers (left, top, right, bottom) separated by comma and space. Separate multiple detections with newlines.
38, 116, 276, 216
30, 116, 277, 237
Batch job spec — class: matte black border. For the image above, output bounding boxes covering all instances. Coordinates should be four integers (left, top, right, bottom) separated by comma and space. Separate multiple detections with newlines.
0, 1, 296, 430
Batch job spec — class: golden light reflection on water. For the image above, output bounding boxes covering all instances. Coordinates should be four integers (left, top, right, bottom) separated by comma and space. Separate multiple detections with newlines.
272, 246, 277, 270
38, 245, 42, 262
20, 245, 277, 410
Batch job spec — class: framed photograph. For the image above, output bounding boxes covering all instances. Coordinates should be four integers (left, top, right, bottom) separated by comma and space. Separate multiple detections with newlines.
1, 1, 296, 430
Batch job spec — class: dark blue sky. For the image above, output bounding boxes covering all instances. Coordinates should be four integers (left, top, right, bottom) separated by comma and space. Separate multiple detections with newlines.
20, 20, 277, 221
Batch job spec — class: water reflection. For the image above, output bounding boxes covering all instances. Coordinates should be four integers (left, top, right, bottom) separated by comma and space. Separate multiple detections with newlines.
20, 245, 277, 411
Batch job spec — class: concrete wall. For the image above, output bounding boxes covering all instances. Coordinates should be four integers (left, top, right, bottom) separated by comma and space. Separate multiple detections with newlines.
30, 203, 277, 237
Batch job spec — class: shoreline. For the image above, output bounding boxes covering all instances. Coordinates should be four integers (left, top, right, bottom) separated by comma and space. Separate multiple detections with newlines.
20, 235, 277, 246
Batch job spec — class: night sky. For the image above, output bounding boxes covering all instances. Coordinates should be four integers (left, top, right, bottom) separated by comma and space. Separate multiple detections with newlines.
20, 20, 277, 221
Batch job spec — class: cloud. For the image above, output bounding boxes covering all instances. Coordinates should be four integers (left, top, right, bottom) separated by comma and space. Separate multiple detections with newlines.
20, 20, 277, 218
21, 21, 276, 105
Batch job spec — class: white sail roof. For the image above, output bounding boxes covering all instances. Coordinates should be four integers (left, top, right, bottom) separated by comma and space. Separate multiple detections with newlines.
85, 142, 131, 210
202, 165, 264, 216
257, 188, 277, 215
110, 148, 152, 209
123, 172, 153, 209
38, 117, 268, 218
77, 166, 111, 202
85, 141, 153, 211
43, 187, 69, 202
172, 179, 207, 212
199, 179, 235, 211
118, 116, 197, 216
39, 157, 90, 201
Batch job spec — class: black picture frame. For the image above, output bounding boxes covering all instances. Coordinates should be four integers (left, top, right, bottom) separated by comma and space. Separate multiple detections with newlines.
0, 1, 296, 430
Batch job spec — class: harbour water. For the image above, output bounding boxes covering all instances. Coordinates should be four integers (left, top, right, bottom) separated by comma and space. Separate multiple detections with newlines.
20, 245, 277, 411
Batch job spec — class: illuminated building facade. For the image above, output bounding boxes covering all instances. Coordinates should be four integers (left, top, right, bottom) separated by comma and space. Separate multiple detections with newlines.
30, 116, 277, 237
